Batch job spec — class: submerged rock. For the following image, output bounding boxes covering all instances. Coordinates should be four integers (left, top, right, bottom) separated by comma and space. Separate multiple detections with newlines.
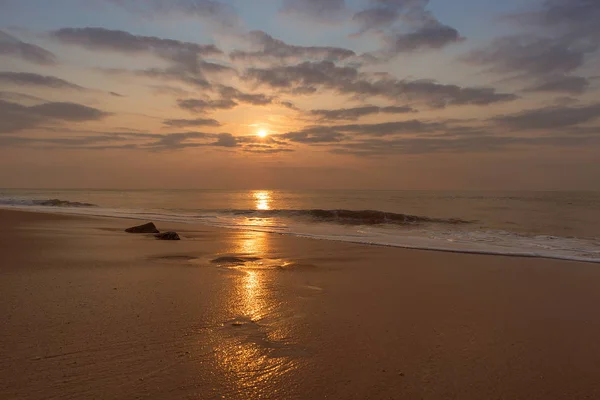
155, 232, 181, 241
125, 222, 159, 234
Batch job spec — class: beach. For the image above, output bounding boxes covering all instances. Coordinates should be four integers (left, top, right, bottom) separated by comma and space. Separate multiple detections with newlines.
2, 209, 600, 400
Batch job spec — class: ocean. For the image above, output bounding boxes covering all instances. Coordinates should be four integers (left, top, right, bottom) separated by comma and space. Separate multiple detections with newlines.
1, 189, 599, 263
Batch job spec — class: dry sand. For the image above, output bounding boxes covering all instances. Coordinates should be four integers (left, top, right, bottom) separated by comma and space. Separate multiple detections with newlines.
1, 209, 600, 399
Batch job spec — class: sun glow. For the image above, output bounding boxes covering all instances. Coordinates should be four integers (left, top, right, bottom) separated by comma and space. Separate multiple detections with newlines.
257, 129, 268, 138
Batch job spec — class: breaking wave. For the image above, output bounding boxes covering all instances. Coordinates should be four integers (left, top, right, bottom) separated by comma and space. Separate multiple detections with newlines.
0, 198, 97, 208
228, 209, 472, 226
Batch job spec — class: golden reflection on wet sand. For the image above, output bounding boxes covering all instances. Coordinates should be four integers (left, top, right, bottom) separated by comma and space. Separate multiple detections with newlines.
242, 269, 265, 321
212, 230, 297, 397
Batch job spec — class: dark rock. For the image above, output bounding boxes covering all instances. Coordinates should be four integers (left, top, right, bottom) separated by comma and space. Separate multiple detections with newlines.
125, 222, 159, 234
155, 232, 180, 241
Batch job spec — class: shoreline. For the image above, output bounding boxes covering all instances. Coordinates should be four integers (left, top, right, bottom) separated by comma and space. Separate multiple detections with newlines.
2, 205, 599, 264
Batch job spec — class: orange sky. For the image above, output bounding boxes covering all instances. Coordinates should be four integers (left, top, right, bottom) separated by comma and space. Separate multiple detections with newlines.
1, 0, 599, 189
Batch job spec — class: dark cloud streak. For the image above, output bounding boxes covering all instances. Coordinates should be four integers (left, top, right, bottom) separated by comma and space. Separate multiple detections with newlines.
0, 99, 111, 134
231, 30, 355, 62
163, 117, 221, 128
52, 27, 221, 56
0, 71, 85, 90
0, 30, 57, 65
310, 105, 415, 121
493, 103, 600, 130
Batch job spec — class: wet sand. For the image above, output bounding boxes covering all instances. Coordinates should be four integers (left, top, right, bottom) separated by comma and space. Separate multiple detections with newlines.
2, 209, 600, 399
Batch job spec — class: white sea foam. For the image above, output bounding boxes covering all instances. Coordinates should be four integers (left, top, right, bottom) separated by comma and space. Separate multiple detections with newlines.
2, 201, 599, 264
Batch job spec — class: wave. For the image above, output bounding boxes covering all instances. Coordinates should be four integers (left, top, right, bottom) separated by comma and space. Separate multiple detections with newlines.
227, 209, 472, 226
0, 198, 97, 208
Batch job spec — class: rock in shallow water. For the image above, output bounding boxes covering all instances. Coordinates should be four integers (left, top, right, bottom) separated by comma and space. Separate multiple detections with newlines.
155, 232, 181, 241
125, 222, 159, 234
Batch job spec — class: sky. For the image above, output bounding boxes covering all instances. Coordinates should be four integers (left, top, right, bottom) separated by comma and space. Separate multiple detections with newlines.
0, 0, 599, 190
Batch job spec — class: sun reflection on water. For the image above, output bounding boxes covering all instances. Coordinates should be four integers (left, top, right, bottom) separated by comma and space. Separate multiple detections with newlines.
253, 190, 272, 211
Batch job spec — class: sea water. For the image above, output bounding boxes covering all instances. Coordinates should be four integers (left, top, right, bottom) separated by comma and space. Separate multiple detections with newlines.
1, 189, 599, 263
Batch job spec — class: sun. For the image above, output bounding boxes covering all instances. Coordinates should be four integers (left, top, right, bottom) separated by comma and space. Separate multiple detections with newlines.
257, 129, 268, 138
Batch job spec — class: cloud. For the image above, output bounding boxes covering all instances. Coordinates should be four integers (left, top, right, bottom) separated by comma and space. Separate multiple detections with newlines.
0, 71, 85, 90
243, 146, 295, 154
0, 30, 57, 65
52, 27, 227, 80
0, 134, 132, 149
142, 131, 241, 150
335, 119, 443, 136
493, 103, 600, 130
310, 105, 415, 121
282, 128, 346, 143
125, 68, 211, 88
0, 124, 293, 153
28, 102, 110, 121
511, 0, 600, 38
0, 90, 45, 103
352, 0, 462, 54
245, 61, 517, 108
163, 117, 221, 128
54, 27, 234, 91
0, 99, 111, 134
176, 85, 275, 114
149, 85, 194, 97
462, 0, 600, 94
245, 60, 358, 89
51, 27, 221, 57
389, 22, 462, 52
140, 130, 297, 152
331, 134, 600, 156
353, 7, 400, 34
102, 62, 234, 89
280, 0, 346, 21
272, 113, 600, 156
216, 85, 274, 105
177, 98, 237, 113
105, 0, 239, 28
289, 119, 444, 138
146, 131, 208, 148
231, 30, 355, 62
353, 0, 425, 34
277, 119, 447, 148
462, 36, 585, 77
213, 132, 237, 147
524, 75, 591, 95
